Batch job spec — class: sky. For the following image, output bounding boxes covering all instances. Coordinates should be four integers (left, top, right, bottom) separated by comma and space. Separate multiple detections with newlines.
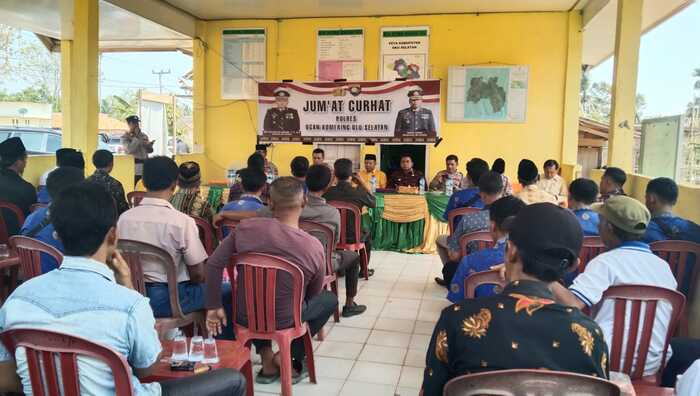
99, 51, 192, 98
589, 2, 700, 118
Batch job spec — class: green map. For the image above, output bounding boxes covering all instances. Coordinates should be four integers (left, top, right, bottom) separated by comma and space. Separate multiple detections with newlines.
463, 67, 510, 120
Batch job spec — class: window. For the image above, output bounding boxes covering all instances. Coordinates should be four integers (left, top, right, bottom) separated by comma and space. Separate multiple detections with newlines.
46, 134, 61, 153
14, 132, 45, 153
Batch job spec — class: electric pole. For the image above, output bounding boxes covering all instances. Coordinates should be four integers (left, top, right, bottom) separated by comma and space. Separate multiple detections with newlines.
152, 69, 171, 93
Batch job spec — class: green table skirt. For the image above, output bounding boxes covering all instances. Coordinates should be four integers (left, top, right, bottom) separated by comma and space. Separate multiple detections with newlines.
363, 192, 449, 252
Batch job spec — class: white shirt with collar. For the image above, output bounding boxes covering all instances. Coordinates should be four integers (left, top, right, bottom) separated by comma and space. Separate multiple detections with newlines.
570, 240, 677, 376
117, 197, 208, 283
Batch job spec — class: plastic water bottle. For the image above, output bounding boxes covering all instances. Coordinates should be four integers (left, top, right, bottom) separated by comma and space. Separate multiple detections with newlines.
419, 178, 425, 195
226, 169, 237, 187
445, 177, 454, 196
370, 175, 377, 193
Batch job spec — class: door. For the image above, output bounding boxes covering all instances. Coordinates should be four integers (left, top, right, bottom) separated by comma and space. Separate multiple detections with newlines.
578, 147, 601, 179
316, 144, 362, 171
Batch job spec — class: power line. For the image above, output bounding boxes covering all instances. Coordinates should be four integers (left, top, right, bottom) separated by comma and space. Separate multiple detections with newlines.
152, 69, 171, 93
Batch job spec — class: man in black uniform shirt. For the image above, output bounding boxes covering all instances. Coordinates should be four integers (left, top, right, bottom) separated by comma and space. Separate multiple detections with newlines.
422, 203, 608, 396
0, 137, 37, 236
394, 86, 436, 135
387, 154, 424, 189
263, 87, 300, 132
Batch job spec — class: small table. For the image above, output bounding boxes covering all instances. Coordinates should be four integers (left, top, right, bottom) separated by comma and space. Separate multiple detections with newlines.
142, 339, 253, 396
633, 384, 675, 396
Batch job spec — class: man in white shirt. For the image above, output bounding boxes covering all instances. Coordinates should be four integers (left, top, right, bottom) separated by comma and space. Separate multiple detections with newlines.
551, 195, 677, 377
118, 156, 233, 339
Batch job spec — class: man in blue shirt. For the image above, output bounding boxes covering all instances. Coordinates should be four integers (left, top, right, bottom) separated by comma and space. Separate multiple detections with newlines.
442, 158, 489, 222
0, 182, 246, 396
20, 166, 84, 273
435, 171, 504, 286
643, 177, 700, 244
568, 178, 600, 236
447, 195, 526, 302
221, 167, 266, 213
37, 150, 84, 204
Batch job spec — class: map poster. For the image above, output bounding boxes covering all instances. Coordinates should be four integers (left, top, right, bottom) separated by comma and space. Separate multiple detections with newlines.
447, 65, 529, 123
221, 28, 266, 100
258, 80, 440, 143
316, 29, 364, 81
380, 27, 429, 81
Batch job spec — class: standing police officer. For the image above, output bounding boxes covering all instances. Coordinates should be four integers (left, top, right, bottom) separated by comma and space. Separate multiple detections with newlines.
394, 86, 436, 135
263, 87, 300, 132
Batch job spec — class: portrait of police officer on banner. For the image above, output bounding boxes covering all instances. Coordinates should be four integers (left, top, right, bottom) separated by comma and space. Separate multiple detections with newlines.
394, 85, 436, 135
263, 87, 301, 132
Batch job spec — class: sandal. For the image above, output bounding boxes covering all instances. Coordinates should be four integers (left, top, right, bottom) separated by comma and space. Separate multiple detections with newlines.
255, 368, 280, 384
292, 364, 309, 384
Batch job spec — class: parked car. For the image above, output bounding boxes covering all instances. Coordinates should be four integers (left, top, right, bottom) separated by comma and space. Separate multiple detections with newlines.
107, 134, 125, 154
0, 127, 110, 154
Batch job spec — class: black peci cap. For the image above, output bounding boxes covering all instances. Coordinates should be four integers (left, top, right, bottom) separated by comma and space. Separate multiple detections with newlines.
509, 203, 583, 270
0, 137, 26, 160
518, 159, 539, 183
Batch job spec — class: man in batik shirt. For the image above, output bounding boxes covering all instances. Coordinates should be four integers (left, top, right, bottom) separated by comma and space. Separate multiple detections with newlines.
170, 161, 214, 223
422, 203, 608, 395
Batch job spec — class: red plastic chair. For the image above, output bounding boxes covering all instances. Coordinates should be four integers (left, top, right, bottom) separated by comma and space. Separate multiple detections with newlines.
0, 200, 25, 245
216, 219, 240, 242
228, 253, 317, 396
9, 236, 63, 280
578, 236, 606, 274
447, 207, 481, 235
593, 285, 685, 385
191, 215, 216, 255
117, 239, 206, 339
300, 220, 340, 327
29, 203, 48, 213
464, 268, 507, 299
126, 191, 146, 207
443, 369, 621, 396
458, 230, 494, 259
328, 201, 369, 280
650, 240, 700, 336
0, 328, 134, 395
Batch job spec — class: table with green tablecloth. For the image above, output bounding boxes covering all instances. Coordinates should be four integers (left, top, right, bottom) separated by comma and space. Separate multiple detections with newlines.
362, 192, 450, 254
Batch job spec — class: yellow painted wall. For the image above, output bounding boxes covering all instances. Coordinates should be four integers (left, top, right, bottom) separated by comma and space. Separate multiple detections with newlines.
200, 12, 572, 180
23, 154, 135, 194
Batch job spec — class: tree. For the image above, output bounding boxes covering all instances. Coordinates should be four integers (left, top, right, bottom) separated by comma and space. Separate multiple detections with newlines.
0, 24, 60, 111
100, 91, 138, 121
580, 69, 646, 123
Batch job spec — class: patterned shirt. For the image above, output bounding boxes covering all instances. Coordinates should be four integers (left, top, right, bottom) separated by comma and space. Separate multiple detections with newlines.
447, 239, 506, 302
443, 187, 484, 222
86, 169, 130, 215
423, 280, 608, 395
170, 187, 214, 224
429, 170, 465, 192
447, 210, 490, 252
515, 184, 558, 205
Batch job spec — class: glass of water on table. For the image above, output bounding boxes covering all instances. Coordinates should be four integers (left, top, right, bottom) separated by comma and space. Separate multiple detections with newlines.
189, 336, 205, 362
202, 336, 219, 364
171, 334, 188, 362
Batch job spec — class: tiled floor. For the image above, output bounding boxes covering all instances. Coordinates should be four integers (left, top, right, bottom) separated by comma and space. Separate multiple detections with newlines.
253, 251, 448, 396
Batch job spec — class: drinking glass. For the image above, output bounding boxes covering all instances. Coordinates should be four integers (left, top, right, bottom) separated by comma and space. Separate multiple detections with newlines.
189, 336, 204, 362
0, 244, 9, 259
170, 335, 188, 362
202, 336, 219, 364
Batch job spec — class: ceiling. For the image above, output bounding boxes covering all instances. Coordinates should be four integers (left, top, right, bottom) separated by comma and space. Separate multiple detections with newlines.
582, 0, 692, 65
162, 0, 583, 19
0, 0, 192, 52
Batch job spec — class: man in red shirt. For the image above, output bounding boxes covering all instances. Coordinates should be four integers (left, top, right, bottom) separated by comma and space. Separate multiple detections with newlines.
205, 177, 338, 383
